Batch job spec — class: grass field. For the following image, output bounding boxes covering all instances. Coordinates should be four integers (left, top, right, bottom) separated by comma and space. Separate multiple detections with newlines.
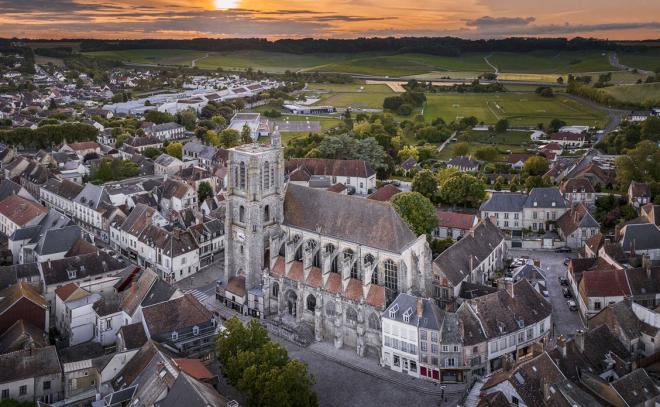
618, 50, 660, 72
304, 83, 394, 109
423, 93, 608, 127
437, 130, 534, 160
85, 48, 623, 77
601, 82, 660, 105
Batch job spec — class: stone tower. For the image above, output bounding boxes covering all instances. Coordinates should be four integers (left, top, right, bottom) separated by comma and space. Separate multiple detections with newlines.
224, 131, 284, 290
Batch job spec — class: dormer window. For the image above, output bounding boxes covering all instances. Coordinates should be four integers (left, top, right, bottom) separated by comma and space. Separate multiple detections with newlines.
171, 331, 178, 341
193, 326, 199, 335
67, 268, 76, 280
389, 304, 399, 319
551, 201, 556, 207
533, 201, 538, 207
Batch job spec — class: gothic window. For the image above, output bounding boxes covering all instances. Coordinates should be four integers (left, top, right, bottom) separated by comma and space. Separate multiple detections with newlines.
325, 244, 335, 254
263, 162, 270, 190
263, 205, 270, 222
325, 300, 337, 316
278, 243, 285, 257
346, 307, 358, 323
294, 245, 302, 262
344, 249, 358, 280
270, 163, 275, 187
368, 312, 381, 330
233, 165, 239, 188
307, 240, 320, 268
306, 294, 316, 312
239, 205, 245, 223
364, 254, 378, 284
239, 161, 246, 190
272, 282, 279, 298
384, 259, 398, 292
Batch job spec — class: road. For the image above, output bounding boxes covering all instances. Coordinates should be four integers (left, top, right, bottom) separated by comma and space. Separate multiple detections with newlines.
608, 51, 654, 76
437, 131, 458, 153
483, 54, 499, 74
191, 53, 210, 68
509, 249, 584, 340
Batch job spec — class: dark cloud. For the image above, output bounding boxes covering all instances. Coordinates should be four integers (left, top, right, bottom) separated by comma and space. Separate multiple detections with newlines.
508, 21, 660, 35
465, 16, 535, 27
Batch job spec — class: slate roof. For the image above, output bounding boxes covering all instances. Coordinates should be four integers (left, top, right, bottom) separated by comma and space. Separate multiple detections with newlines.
479, 192, 527, 213
141, 294, 213, 338
383, 293, 444, 332
0, 263, 40, 290
0, 179, 22, 201
41, 251, 124, 286
286, 158, 375, 178
0, 319, 47, 353
466, 279, 551, 339
610, 368, 659, 405
118, 322, 148, 350
73, 183, 109, 210
524, 187, 567, 209
557, 203, 599, 237
447, 156, 480, 169
125, 136, 162, 148
560, 176, 595, 194
155, 153, 182, 167
0, 345, 61, 382
36, 225, 82, 256
641, 203, 660, 226
160, 178, 192, 199
620, 223, 660, 251
159, 372, 229, 407
432, 219, 505, 286
284, 183, 417, 253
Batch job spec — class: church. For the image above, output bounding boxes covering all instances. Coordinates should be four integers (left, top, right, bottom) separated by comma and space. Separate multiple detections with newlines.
218, 131, 433, 358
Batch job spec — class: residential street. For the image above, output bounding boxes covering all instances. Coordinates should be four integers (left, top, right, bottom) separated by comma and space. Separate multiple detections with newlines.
509, 249, 585, 340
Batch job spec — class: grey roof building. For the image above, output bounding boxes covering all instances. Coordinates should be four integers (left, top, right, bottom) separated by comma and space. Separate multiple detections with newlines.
523, 187, 567, 209
479, 192, 527, 213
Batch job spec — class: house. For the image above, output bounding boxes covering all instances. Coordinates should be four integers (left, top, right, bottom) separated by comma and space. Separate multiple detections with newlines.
627, 110, 653, 122
522, 188, 568, 232
59, 288, 102, 346
60, 141, 101, 159
367, 184, 401, 202
158, 372, 230, 407
511, 261, 547, 295
433, 210, 478, 240
627, 180, 652, 209
123, 136, 163, 153
446, 156, 480, 172
9, 218, 82, 265
140, 294, 217, 359
154, 153, 185, 176
506, 153, 533, 170
549, 132, 587, 148
40, 177, 84, 216
574, 162, 615, 189
399, 156, 420, 174
432, 219, 506, 307
0, 282, 48, 335
560, 176, 596, 207
72, 183, 113, 242
556, 203, 600, 249
157, 178, 197, 214
145, 122, 186, 141
182, 141, 219, 169
381, 294, 423, 379
0, 194, 48, 237
0, 319, 48, 353
619, 223, 660, 259
589, 299, 660, 358
286, 158, 377, 195
0, 346, 63, 404
479, 192, 527, 230
188, 218, 224, 269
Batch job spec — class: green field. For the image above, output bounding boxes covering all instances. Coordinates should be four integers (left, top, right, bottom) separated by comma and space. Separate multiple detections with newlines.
85, 48, 624, 77
618, 50, 660, 72
423, 93, 608, 127
310, 84, 395, 109
438, 130, 534, 160
601, 82, 660, 105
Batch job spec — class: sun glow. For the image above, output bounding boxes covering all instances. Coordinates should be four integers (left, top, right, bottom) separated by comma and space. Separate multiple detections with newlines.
214, 0, 239, 10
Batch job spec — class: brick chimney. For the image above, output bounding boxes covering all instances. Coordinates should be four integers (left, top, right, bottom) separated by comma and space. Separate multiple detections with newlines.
575, 329, 585, 353
416, 297, 424, 318
643, 254, 652, 279
557, 335, 567, 358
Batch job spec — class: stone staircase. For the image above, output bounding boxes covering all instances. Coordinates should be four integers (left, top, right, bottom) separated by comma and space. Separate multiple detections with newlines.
461, 378, 485, 407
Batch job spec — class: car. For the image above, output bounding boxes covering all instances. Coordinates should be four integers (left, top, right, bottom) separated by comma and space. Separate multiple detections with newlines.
392, 180, 401, 187
567, 300, 578, 311
562, 288, 572, 298
555, 247, 572, 253
558, 277, 569, 286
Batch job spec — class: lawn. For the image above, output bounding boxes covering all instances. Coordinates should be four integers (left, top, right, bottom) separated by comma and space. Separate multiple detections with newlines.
601, 82, 660, 105
437, 130, 534, 160
423, 93, 608, 127
307, 84, 395, 109
618, 50, 660, 72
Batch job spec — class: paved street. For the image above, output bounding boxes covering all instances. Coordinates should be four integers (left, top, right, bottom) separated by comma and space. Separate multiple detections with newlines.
508, 249, 585, 340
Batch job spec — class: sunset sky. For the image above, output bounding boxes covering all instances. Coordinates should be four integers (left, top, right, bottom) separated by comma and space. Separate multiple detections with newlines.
1, 0, 659, 40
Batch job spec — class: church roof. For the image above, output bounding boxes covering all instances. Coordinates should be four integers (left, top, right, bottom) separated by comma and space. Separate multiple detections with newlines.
284, 184, 417, 253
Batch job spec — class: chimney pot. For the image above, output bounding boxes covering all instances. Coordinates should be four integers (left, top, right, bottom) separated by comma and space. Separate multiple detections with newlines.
575, 329, 585, 353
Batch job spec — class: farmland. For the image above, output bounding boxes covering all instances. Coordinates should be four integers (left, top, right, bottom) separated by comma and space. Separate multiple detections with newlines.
423, 94, 608, 128
618, 49, 660, 72
600, 82, 660, 106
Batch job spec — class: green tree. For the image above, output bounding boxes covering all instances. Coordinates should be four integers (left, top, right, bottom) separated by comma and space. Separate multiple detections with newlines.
198, 181, 213, 203
241, 123, 253, 143
391, 192, 438, 237
615, 140, 660, 191
144, 110, 175, 124
166, 142, 183, 160
212, 115, 227, 128
495, 119, 509, 133
383, 96, 404, 111
547, 118, 567, 133
438, 173, 486, 207
412, 170, 438, 200
522, 156, 549, 177
397, 145, 419, 162
142, 147, 161, 159
474, 146, 498, 162
641, 116, 660, 142
525, 175, 550, 190
453, 142, 470, 157
220, 129, 241, 148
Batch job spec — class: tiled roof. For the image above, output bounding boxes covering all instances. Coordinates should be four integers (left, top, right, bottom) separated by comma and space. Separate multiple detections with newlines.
325, 272, 342, 294
286, 158, 375, 178
0, 345, 61, 382
118, 322, 148, 350
560, 176, 594, 194
580, 269, 631, 297
0, 281, 47, 312
367, 184, 401, 201
225, 275, 246, 297
343, 278, 363, 302
557, 202, 599, 237
436, 210, 477, 230
172, 358, 214, 381
0, 194, 47, 226
365, 285, 385, 309
141, 294, 213, 338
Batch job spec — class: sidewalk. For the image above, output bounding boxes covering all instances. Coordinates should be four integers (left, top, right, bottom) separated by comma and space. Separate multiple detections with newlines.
307, 341, 466, 398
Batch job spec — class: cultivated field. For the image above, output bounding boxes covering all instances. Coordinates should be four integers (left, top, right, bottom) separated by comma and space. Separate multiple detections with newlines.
618, 49, 660, 72
423, 94, 608, 127
601, 82, 660, 105
487, 50, 613, 73
85, 49, 208, 66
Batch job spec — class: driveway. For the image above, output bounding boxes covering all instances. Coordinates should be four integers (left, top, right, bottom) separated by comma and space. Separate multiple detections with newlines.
508, 249, 585, 340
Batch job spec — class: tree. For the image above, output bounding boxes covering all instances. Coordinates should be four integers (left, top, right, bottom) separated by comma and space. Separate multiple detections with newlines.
438, 173, 486, 207
615, 140, 660, 191
412, 170, 438, 200
522, 156, 549, 177
547, 118, 567, 133
495, 119, 509, 133
557, 76, 564, 84
397, 104, 413, 116
383, 96, 404, 111
241, 123, 253, 143
145, 110, 175, 124
397, 145, 419, 162
641, 116, 660, 142
219, 129, 241, 148
525, 175, 550, 190
453, 142, 470, 156
198, 181, 213, 203
391, 192, 438, 237
166, 142, 183, 160
142, 147, 161, 159
474, 146, 498, 162
212, 115, 227, 128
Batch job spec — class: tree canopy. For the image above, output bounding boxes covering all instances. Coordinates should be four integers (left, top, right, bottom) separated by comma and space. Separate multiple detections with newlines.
391, 192, 438, 237
412, 169, 438, 200
438, 173, 486, 207
166, 142, 183, 160
522, 156, 549, 177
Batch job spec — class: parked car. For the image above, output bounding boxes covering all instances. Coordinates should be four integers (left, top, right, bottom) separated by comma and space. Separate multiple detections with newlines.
567, 300, 578, 311
555, 246, 571, 253
562, 288, 572, 298
558, 276, 569, 286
